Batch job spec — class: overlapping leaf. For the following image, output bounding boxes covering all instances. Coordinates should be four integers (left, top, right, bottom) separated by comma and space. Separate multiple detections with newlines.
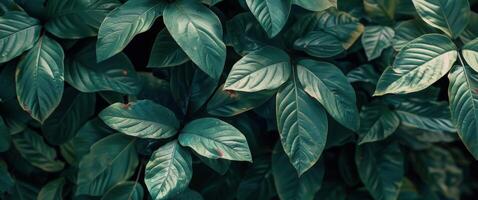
245, 0, 291, 37
0, 11, 40, 63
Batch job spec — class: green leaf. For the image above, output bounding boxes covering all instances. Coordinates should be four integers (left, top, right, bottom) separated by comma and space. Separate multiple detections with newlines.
0, 160, 14, 193
411, 0, 470, 38
72, 117, 114, 160
12, 129, 65, 172
296, 59, 359, 131
392, 19, 438, 51
65, 43, 141, 95
460, 11, 478, 44
173, 188, 204, 200
374, 34, 457, 96
99, 99, 179, 139
224, 12, 269, 55
363, 0, 397, 23
395, 100, 455, 132
148, 28, 189, 68
293, 31, 345, 58
145, 140, 192, 200
245, 0, 291, 37
276, 74, 328, 175
37, 178, 65, 200
45, 0, 121, 39
0, 11, 41, 63
0, 115, 11, 152
179, 117, 252, 162
16, 35, 64, 123
7, 181, 39, 200
292, 0, 332, 11
96, 0, 165, 61
76, 133, 138, 196
272, 144, 325, 200
358, 104, 399, 144
196, 152, 231, 175
355, 142, 404, 200
224, 46, 291, 92
236, 157, 276, 200
361, 26, 394, 60
101, 181, 144, 200
163, 0, 226, 79
41, 88, 96, 145
347, 64, 379, 85
448, 65, 478, 159
462, 38, 478, 72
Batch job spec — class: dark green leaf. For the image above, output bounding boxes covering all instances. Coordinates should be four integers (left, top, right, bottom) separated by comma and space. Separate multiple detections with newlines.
37, 178, 65, 200
101, 181, 144, 200
245, 0, 291, 37
148, 29, 189, 68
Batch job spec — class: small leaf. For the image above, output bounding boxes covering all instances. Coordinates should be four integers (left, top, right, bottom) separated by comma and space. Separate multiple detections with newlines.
148, 29, 189, 68
245, 0, 291, 37
101, 181, 144, 200
37, 178, 65, 200
358, 104, 399, 144
361, 26, 394, 60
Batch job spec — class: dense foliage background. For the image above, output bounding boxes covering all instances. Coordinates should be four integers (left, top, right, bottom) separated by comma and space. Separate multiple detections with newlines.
1, 0, 478, 199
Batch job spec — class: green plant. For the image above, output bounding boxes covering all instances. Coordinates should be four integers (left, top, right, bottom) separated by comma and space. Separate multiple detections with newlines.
0, 0, 477, 199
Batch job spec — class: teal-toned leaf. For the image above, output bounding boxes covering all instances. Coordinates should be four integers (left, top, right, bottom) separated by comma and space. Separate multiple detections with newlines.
363, 0, 397, 23
236, 157, 276, 200
245, 0, 291, 37
99, 100, 179, 139
224, 46, 291, 92
448, 65, 478, 159
297, 59, 359, 131
272, 144, 325, 200
76, 134, 138, 196
374, 34, 457, 96
355, 142, 404, 200
395, 100, 455, 132
148, 29, 189, 68
101, 181, 144, 200
37, 178, 65, 200
42, 88, 96, 145
292, 0, 332, 11
347, 64, 379, 85
179, 118, 252, 162
45, 0, 121, 39
145, 140, 192, 200
72, 117, 114, 160
224, 12, 269, 55
293, 31, 345, 58
361, 26, 394, 60
96, 0, 165, 61
276, 74, 328, 175
460, 11, 478, 44
0, 115, 11, 152
462, 38, 478, 72
65, 43, 141, 95
16, 35, 64, 123
392, 19, 437, 51
0, 0, 19, 15
202, 0, 222, 6
412, 0, 470, 38
7, 181, 39, 200
0, 11, 41, 63
163, 0, 226, 79
12, 129, 65, 172
196, 153, 231, 175
358, 104, 399, 144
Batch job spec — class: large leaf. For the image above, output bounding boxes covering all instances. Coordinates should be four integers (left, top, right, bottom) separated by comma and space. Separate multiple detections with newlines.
361, 26, 394, 61
276, 74, 328, 175
462, 38, 478, 72
358, 104, 399, 144
101, 181, 144, 200
355, 142, 404, 200
178, 118, 252, 162
16, 35, 64, 123
395, 100, 455, 132
374, 34, 457, 96
148, 29, 189, 68
272, 144, 325, 200
0, 11, 41, 63
65, 43, 141, 95
145, 140, 192, 200
45, 0, 121, 39
411, 0, 470, 38
245, 0, 291, 37
96, 0, 165, 61
76, 134, 138, 196
163, 0, 226, 79
224, 46, 291, 92
448, 65, 478, 159
99, 100, 179, 139
37, 178, 65, 200
12, 129, 65, 172
296, 59, 359, 131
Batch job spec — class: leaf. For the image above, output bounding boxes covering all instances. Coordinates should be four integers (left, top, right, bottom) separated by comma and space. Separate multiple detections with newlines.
37, 178, 65, 200
293, 31, 345, 58
7, 181, 39, 200
16, 35, 64, 123
41, 88, 96, 145
236, 157, 276, 200
361, 26, 394, 60
12, 129, 65, 172
145, 140, 192, 200
448, 65, 478, 159
45, 0, 121, 39
355, 142, 404, 200
72, 117, 114, 160
347, 64, 379, 85
460, 11, 478, 44
76, 133, 138, 196
395, 100, 455, 132
0, 11, 41, 63
101, 181, 144, 200
363, 0, 397, 23
245, 0, 291, 37
358, 104, 399, 144
224, 12, 269, 55
276, 73, 328, 175
173, 188, 204, 200
196, 153, 231, 175
0, 160, 14, 193
272, 144, 325, 200
65, 43, 141, 95
374, 34, 457, 96
411, 0, 470, 38
99, 99, 179, 139
292, 0, 332, 11
224, 46, 291, 92
163, 0, 226, 79
0, 115, 11, 152
296, 59, 359, 131
462, 38, 478, 72
96, 0, 165, 61
392, 19, 437, 51
148, 29, 189, 68
179, 117, 252, 162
